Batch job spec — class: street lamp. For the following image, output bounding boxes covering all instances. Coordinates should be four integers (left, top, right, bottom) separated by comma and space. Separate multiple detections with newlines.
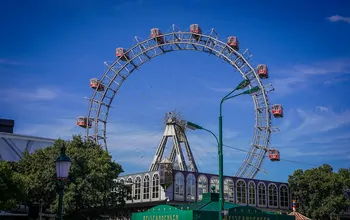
218, 83, 260, 219
55, 143, 72, 220
186, 121, 219, 146
187, 79, 260, 220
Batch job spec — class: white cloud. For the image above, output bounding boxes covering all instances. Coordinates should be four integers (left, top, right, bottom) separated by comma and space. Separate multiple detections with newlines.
293, 107, 350, 134
315, 106, 329, 113
281, 147, 349, 160
291, 59, 350, 75
10, 98, 350, 173
15, 119, 77, 140
207, 59, 350, 97
14, 117, 244, 171
324, 77, 350, 86
299, 132, 350, 145
273, 106, 350, 161
270, 58, 350, 96
117, 155, 151, 166
270, 76, 305, 96
109, 125, 243, 171
327, 15, 350, 24
0, 87, 60, 102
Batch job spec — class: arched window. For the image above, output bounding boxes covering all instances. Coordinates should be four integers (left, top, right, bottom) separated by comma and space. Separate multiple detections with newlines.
210, 177, 219, 192
280, 185, 289, 208
224, 178, 234, 202
126, 177, 132, 184
143, 175, 150, 200
152, 173, 159, 199
268, 183, 278, 207
174, 172, 184, 200
111, 179, 117, 192
236, 180, 246, 204
186, 173, 196, 201
117, 179, 124, 193
134, 176, 141, 200
197, 175, 208, 201
126, 177, 133, 201
248, 181, 256, 205
258, 182, 267, 206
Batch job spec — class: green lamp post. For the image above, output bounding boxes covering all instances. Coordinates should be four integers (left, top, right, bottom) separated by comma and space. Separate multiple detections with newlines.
55, 144, 72, 220
186, 79, 260, 220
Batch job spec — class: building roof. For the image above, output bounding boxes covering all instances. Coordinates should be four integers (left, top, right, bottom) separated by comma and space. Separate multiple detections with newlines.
288, 211, 312, 220
0, 132, 56, 161
0, 132, 56, 142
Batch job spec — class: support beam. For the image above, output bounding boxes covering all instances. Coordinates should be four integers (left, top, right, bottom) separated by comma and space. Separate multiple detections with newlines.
149, 112, 198, 172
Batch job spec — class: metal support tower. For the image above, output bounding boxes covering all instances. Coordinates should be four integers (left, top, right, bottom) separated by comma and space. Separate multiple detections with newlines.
149, 112, 198, 172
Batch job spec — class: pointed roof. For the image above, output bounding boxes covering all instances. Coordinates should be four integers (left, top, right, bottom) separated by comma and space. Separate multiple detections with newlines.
288, 211, 312, 220
160, 157, 171, 164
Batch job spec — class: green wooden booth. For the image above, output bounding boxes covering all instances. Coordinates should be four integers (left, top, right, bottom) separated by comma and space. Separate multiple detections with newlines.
131, 204, 217, 220
132, 192, 295, 220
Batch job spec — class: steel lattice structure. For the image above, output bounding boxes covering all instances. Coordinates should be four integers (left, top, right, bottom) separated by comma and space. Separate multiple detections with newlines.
149, 111, 199, 173
83, 24, 279, 179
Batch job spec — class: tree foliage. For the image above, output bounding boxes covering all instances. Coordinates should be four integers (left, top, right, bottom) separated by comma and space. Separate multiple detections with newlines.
13, 135, 128, 216
0, 161, 26, 210
288, 164, 350, 219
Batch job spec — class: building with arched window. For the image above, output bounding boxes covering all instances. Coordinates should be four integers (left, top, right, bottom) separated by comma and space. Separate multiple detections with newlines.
116, 170, 292, 212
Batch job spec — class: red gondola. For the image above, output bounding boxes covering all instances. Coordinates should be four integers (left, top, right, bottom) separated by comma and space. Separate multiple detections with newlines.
116, 48, 129, 61
257, 64, 268, 79
150, 28, 165, 44
268, 149, 280, 161
190, 24, 202, 41
90, 78, 104, 91
76, 116, 92, 128
227, 36, 240, 51
272, 104, 283, 118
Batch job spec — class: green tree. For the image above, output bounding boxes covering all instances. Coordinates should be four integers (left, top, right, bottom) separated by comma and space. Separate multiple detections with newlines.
15, 135, 128, 217
288, 164, 350, 220
0, 161, 26, 210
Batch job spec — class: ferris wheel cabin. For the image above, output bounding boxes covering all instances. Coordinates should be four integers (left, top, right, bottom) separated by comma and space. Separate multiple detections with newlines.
150, 28, 165, 44
76, 116, 92, 128
268, 149, 280, 161
89, 78, 104, 91
116, 48, 130, 61
227, 36, 240, 51
190, 24, 202, 41
257, 64, 268, 79
272, 104, 284, 118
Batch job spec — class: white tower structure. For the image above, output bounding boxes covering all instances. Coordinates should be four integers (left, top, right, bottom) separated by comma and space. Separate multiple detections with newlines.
149, 111, 198, 172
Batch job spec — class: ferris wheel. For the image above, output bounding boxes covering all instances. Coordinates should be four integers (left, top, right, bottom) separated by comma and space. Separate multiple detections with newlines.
76, 24, 284, 179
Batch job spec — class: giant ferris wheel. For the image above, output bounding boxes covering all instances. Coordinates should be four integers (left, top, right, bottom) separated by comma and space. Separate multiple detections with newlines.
76, 24, 284, 179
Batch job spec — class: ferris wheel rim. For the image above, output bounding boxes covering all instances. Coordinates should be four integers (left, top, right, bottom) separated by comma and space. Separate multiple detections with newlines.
84, 25, 275, 179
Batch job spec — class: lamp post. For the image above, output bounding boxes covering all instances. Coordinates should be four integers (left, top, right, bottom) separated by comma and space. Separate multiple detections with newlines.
55, 144, 72, 220
186, 121, 219, 146
186, 79, 260, 220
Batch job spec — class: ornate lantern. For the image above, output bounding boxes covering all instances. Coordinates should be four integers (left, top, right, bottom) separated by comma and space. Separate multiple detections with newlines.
55, 144, 72, 180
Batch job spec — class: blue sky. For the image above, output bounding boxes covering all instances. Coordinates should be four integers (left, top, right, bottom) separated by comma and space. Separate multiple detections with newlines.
1, 0, 350, 182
